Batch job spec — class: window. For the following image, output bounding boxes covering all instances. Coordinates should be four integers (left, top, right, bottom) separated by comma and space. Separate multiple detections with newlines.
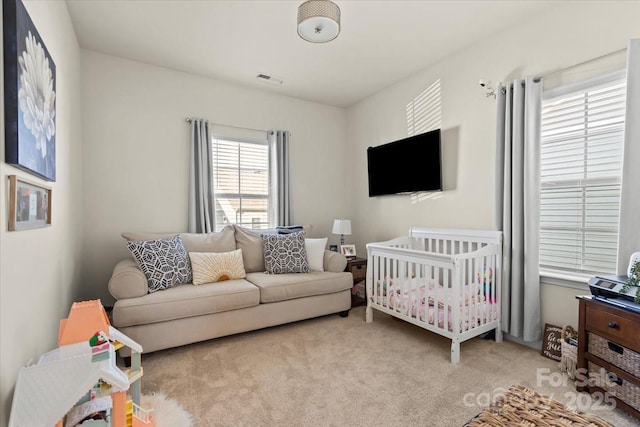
539, 73, 626, 275
212, 138, 271, 232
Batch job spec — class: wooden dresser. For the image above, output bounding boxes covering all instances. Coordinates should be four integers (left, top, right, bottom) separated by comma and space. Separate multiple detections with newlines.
576, 296, 640, 418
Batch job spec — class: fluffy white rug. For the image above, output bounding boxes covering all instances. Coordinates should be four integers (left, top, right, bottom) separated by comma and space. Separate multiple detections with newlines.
140, 392, 193, 427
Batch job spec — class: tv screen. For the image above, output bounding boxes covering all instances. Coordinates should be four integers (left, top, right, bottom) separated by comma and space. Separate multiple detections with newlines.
367, 129, 442, 197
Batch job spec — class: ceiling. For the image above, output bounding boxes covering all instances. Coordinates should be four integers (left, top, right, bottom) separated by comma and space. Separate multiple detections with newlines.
66, 0, 556, 108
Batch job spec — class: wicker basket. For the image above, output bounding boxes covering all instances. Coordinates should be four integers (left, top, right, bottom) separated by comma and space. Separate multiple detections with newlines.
560, 325, 578, 379
588, 332, 640, 378
588, 361, 640, 410
464, 385, 614, 427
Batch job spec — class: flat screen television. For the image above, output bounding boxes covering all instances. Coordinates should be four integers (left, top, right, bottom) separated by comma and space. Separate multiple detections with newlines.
367, 129, 442, 197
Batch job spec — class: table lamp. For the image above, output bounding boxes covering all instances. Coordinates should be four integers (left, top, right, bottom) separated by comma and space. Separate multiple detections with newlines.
332, 219, 351, 245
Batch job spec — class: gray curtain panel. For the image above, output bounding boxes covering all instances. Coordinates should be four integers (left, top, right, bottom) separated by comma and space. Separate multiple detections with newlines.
495, 77, 542, 342
269, 130, 291, 227
618, 39, 640, 274
188, 119, 215, 233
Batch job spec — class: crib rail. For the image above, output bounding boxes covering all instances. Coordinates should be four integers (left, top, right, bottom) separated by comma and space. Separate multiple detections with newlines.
365, 228, 503, 364
410, 227, 502, 246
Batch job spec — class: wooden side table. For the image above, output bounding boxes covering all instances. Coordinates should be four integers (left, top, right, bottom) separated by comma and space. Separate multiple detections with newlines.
346, 257, 367, 307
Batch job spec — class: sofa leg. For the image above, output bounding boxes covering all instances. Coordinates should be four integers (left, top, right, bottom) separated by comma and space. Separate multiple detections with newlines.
339, 310, 350, 318
122, 356, 131, 368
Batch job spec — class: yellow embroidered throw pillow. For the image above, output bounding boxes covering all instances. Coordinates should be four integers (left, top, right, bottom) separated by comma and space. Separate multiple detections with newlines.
189, 249, 247, 285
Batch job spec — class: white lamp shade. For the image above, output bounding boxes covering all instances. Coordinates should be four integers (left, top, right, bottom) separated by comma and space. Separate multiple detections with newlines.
332, 219, 351, 235
297, 0, 341, 43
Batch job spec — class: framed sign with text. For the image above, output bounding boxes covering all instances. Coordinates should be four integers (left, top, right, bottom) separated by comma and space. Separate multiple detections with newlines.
541, 323, 563, 361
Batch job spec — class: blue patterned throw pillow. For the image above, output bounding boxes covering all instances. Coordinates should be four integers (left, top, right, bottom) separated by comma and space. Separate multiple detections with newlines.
262, 231, 310, 274
127, 234, 192, 292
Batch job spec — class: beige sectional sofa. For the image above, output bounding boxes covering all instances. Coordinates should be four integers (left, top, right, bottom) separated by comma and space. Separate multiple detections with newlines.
108, 225, 352, 359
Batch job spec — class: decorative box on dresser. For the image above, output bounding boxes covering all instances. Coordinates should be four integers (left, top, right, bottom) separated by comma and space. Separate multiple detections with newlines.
576, 296, 640, 418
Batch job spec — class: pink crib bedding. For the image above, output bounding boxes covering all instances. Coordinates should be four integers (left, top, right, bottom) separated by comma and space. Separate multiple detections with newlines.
376, 279, 497, 332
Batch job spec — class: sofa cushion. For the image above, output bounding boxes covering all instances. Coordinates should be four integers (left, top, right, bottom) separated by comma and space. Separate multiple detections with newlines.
112, 279, 260, 327
181, 226, 236, 253
122, 226, 236, 254
190, 249, 247, 285
233, 225, 269, 273
245, 271, 352, 303
126, 235, 192, 293
262, 232, 309, 274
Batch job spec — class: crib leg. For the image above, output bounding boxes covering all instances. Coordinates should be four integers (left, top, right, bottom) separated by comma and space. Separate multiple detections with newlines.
451, 339, 460, 365
495, 326, 503, 343
365, 306, 373, 323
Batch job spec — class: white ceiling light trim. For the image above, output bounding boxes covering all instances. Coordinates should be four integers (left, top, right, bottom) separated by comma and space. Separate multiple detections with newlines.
297, 0, 340, 43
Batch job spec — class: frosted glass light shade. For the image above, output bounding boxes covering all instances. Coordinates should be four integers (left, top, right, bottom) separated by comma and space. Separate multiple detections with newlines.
332, 219, 351, 236
297, 0, 341, 43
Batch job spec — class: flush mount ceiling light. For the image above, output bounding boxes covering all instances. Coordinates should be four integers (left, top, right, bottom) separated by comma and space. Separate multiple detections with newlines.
297, 0, 341, 43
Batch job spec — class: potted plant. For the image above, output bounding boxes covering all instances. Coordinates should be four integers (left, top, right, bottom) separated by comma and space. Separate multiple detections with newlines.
622, 259, 640, 303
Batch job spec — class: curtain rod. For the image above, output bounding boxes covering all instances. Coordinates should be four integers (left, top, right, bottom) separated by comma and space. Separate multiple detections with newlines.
185, 117, 272, 134
534, 47, 626, 80
493, 47, 626, 95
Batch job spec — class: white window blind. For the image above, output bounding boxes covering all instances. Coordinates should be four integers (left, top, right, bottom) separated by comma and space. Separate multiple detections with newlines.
540, 74, 626, 275
212, 138, 271, 232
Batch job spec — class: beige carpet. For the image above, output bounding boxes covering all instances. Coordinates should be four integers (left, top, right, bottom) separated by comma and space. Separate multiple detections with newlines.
140, 307, 637, 426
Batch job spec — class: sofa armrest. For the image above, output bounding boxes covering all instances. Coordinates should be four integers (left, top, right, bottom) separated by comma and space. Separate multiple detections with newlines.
108, 259, 148, 300
323, 250, 347, 273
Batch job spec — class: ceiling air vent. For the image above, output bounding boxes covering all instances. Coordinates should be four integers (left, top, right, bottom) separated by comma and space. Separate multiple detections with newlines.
256, 74, 283, 85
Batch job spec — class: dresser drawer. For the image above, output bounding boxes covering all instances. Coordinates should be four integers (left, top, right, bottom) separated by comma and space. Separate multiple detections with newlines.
588, 361, 640, 410
585, 305, 640, 350
588, 332, 640, 378
350, 263, 366, 281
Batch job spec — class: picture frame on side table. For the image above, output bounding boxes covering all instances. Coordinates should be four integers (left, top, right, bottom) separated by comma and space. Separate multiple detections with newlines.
8, 175, 51, 231
340, 244, 356, 258
329, 245, 338, 252
3, 0, 57, 181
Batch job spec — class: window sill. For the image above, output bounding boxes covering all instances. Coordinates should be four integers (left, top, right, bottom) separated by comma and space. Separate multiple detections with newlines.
539, 270, 591, 291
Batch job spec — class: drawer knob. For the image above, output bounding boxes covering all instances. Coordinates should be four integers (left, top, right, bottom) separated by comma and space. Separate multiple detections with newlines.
607, 321, 618, 329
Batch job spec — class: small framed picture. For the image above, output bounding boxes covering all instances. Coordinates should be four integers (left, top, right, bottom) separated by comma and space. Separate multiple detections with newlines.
8, 175, 52, 231
329, 244, 338, 252
340, 244, 356, 258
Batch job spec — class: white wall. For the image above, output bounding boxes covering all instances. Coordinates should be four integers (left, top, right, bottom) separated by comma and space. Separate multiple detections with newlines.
347, 1, 640, 330
81, 51, 349, 304
0, 1, 83, 423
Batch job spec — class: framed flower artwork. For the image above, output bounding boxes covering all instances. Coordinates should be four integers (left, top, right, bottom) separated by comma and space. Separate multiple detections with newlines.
3, 0, 57, 181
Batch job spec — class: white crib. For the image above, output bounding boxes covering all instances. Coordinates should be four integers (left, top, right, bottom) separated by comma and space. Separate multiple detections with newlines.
366, 227, 503, 364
